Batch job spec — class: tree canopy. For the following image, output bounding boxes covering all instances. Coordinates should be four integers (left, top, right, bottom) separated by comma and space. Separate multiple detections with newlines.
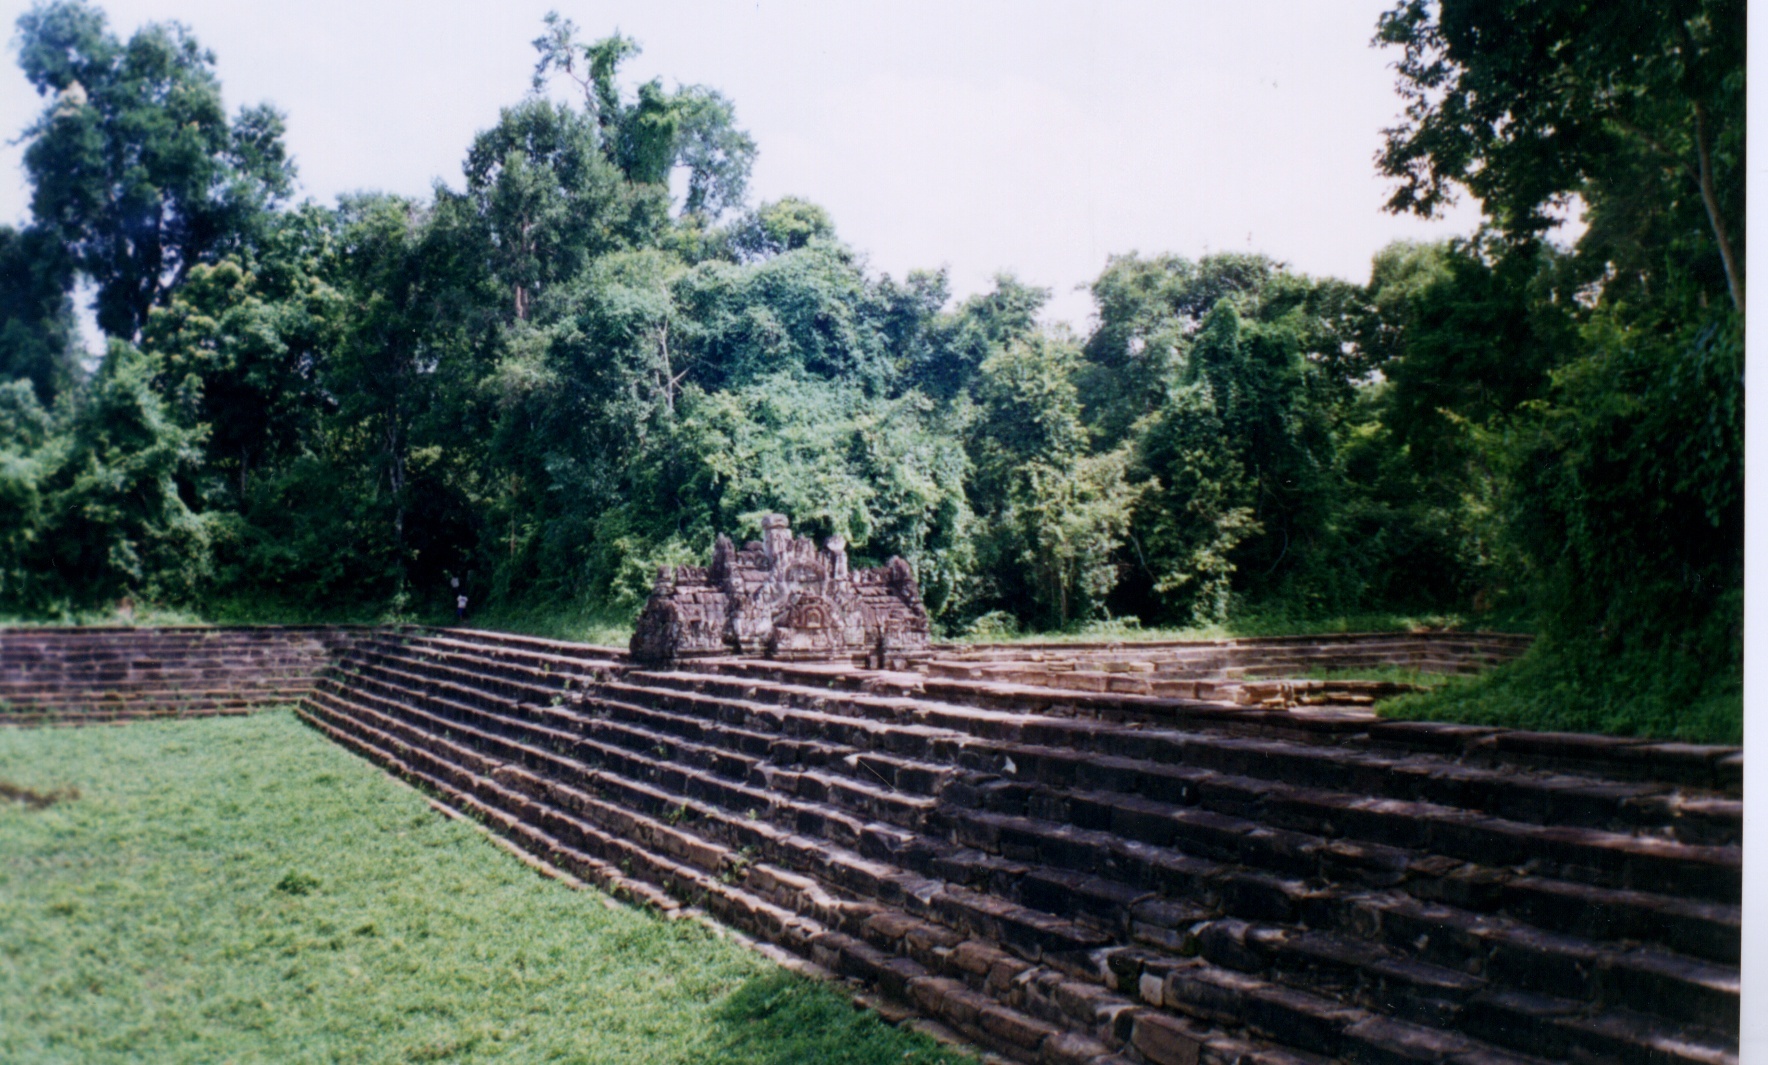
1377, 0, 1744, 311
16, 1, 293, 339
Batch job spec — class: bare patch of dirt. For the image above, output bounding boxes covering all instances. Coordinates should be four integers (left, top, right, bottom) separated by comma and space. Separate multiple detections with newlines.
0, 780, 79, 809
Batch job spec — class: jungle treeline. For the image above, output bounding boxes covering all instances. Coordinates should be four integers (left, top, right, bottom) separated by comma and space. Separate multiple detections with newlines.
0, 2, 1743, 739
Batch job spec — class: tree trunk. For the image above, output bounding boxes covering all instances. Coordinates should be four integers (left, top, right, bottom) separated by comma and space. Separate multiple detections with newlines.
386, 410, 407, 590
1693, 104, 1744, 314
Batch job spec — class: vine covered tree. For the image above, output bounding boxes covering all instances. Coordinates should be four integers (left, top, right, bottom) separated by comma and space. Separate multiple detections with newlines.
531, 13, 757, 219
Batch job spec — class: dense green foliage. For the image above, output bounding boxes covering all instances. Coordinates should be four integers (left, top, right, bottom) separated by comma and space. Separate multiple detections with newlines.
0, 1, 1742, 738
0, 710, 971, 1063
1369, 0, 1744, 741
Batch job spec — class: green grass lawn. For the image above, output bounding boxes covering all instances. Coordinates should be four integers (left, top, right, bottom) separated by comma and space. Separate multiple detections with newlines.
0, 711, 972, 1065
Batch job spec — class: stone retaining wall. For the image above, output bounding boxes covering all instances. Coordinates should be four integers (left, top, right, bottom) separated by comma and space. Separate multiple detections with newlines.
0, 625, 357, 725
928, 633, 1533, 705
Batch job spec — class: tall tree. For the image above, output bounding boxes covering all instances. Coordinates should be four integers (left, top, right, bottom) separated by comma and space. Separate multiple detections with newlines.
138, 232, 341, 501
1376, 0, 1745, 312
320, 195, 457, 596
1082, 253, 1277, 447
970, 334, 1142, 627
531, 13, 756, 219
15, 0, 294, 339
455, 99, 633, 321
24, 341, 214, 607
0, 225, 79, 404
1374, 1, 1745, 736
909, 274, 1046, 402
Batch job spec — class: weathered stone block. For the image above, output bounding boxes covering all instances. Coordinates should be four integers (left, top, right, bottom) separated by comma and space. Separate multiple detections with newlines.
1129, 1011, 1203, 1065
980, 1002, 1059, 1051
630, 515, 930, 665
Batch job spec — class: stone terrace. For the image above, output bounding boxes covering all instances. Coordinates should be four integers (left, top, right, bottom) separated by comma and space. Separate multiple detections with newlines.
304, 628, 1735, 1065
0, 625, 352, 725
925, 632, 1533, 706
1, 625, 1740, 1065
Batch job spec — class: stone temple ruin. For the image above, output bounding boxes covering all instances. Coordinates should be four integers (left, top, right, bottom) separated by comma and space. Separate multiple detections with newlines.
629, 514, 930, 666
3, 619, 1738, 1065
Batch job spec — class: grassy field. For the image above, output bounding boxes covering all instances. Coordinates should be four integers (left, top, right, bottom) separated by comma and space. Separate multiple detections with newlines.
0, 711, 972, 1065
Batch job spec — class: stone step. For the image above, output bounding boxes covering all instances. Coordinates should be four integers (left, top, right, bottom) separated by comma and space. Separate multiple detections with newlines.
0, 638, 329, 653
0, 626, 351, 718
341, 652, 971, 800
954, 634, 1530, 652
300, 682, 1725, 1061
2, 694, 315, 715
589, 676, 1744, 951
308, 678, 1194, 969
926, 659, 1459, 687
0, 676, 315, 696
296, 693, 1174, 1064
602, 682, 1741, 951
967, 751, 1739, 898
320, 669, 947, 845
0, 630, 344, 652
629, 668, 1740, 844
393, 629, 624, 670
683, 658, 1740, 793
947, 773, 1738, 966
1, 687, 307, 708
10, 622, 1729, 1061
306, 697, 1221, 1065
602, 680, 1740, 933
590, 682, 961, 792
0, 657, 325, 678
299, 691, 1369, 1063
0, 633, 334, 648
405, 625, 624, 656
344, 641, 598, 699
1124, 947, 1731, 1065
928, 799, 1736, 1034
305, 668, 1737, 1043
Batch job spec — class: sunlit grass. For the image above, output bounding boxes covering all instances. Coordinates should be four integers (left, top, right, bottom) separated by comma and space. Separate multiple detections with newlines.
0, 711, 971, 1064
463, 603, 635, 649
1378, 638, 1742, 745
0, 603, 209, 628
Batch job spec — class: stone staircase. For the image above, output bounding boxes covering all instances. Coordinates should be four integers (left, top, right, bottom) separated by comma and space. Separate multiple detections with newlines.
0, 625, 355, 725
298, 627, 1739, 1065
925, 633, 1533, 705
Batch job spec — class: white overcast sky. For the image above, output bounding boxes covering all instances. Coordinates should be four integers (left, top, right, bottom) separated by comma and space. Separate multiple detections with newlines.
0, 0, 1485, 330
